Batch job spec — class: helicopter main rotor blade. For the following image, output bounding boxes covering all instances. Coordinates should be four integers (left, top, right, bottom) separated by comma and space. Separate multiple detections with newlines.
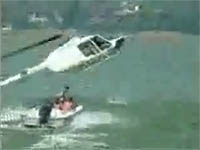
1, 34, 63, 60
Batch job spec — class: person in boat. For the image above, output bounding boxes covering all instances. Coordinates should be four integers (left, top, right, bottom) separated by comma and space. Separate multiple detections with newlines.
39, 86, 77, 125
38, 98, 60, 125
59, 97, 77, 113
39, 103, 52, 124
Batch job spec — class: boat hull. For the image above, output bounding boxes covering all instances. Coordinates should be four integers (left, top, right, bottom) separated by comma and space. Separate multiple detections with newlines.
21, 105, 83, 128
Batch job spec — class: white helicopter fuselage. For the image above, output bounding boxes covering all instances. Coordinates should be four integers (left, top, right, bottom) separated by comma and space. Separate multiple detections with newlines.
0, 34, 125, 87
45, 35, 121, 72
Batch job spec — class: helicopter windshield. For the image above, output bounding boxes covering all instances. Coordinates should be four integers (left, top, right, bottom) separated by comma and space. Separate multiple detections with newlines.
78, 40, 98, 57
91, 36, 111, 50
78, 36, 111, 57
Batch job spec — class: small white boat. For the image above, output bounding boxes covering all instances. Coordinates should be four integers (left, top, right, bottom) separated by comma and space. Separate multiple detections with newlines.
21, 105, 83, 128
28, 12, 48, 24
2, 24, 12, 31
0, 34, 125, 87
114, 2, 142, 18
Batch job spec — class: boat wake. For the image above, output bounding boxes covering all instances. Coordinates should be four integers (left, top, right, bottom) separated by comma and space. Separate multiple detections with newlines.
1, 107, 119, 149
31, 132, 109, 150
29, 111, 117, 149
0, 107, 26, 123
0, 107, 28, 129
70, 111, 116, 130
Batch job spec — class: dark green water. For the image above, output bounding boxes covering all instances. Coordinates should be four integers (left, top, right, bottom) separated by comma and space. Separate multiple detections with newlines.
1, 0, 199, 150
2, 0, 199, 34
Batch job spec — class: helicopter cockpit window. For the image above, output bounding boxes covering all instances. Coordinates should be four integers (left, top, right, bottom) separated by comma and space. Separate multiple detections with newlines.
78, 40, 99, 57
91, 36, 111, 50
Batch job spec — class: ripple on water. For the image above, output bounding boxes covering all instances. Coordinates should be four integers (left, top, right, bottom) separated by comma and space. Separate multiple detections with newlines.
30, 132, 110, 150
107, 96, 127, 106
70, 111, 117, 130
29, 111, 117, 149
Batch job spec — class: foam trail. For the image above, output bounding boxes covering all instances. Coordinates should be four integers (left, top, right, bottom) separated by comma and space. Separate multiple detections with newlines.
70, 111, 114, 130
0, 61, 47, 87
0, 109, 24, 123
